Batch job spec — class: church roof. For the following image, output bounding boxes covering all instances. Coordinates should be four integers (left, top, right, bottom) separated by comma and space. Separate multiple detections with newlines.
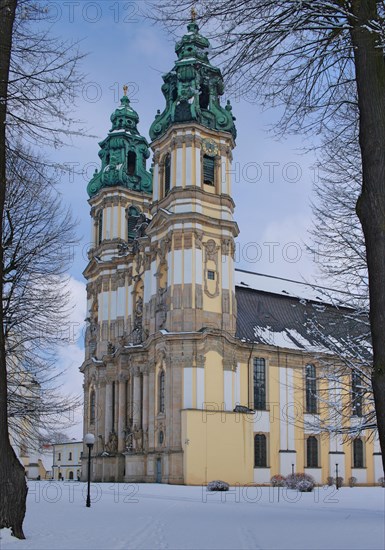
234, 269, 370, 356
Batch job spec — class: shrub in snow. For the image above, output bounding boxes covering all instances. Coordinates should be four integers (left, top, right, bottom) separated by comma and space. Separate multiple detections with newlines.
285, 473, 315, 490
270, 474, 286, 487
336, 477, 344, 488
206, 480, 229, 492
378, 477, 385, 488
348, 476, 357, 488
297, 479, 314, 492
326, 476, 334, 487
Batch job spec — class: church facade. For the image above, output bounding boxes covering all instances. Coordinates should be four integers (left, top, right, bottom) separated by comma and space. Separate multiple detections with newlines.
80, 20, 383, 486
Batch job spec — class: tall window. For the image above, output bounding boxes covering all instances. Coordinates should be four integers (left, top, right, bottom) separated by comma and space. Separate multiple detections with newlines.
203, 155, 215, 185
353, 438, 364, 468
127, 206, 140, 240
254, 434, 267, 467
164, 154, 171, 195
127, 151, 136, 176
90, 389, 96, 425
253, 358, 266, 410
159, 370, 165, 413
305, 364, 317, 414
98, 210, 103, 245
306, 436, 318, 467
352, 370, 363, 417
68, 452, 72, 461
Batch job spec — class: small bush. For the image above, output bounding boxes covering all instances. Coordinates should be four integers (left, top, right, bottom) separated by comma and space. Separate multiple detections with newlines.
285, 473, 315, 490
326, 476, 334, 487
348, 476, 357, 488
336, 476, 344, 488
207, 480, 229, 492
378, 477, 385, 488
297, 479, 314, 492
270, 474, 286, 487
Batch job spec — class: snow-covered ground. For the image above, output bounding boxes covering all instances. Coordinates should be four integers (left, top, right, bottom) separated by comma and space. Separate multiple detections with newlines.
1, 483, 384, 549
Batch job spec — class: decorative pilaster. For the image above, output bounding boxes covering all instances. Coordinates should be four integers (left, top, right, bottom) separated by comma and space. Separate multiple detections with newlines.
105, 381, 113, 442
132, 369, 142, 429
118, 376, 127, 452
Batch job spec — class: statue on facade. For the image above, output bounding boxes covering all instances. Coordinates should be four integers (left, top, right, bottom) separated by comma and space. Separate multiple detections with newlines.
105, 431, 118, 454
124, 425, 134, 452
132, 424, 143, 451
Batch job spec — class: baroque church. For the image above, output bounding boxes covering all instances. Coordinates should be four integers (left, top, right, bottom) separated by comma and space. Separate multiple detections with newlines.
80, 18, 383, 485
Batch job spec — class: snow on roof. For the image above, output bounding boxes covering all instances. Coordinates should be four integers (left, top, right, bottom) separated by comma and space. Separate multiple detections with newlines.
235, 269, 336, 303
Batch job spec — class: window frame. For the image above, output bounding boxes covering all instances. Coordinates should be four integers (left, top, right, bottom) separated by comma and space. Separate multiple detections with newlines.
254, 433, 268, 468
202, 154, 216, 186
353, 437, 365, 468
164, 153, 171, 196
253, 358, 267, 410
127, 206, 140, 241
306, 436, 319, 468
305, 364, 318, 414
352, 370, 364, 417
159, 370, 165, 414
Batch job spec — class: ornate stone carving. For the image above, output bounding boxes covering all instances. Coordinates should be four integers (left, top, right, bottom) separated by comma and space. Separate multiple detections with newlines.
105, 431, 118, 454
203, 239, 220, 298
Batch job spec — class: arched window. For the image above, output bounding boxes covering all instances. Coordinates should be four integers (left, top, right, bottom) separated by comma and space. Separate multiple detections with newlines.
306, 436, 318, 468
199, 83, 210, 109
68, 471, 74, 480
254, 434, 267, 467
90, 389, 96, 425
164, 154, 171, 196
127, 151, 136, 176
305, 364, 317, 414
203, 155, 215, 185
253, 358, 266, 410
353, 438, 364, 468
159, 370, 165, 413
98, 210, 103, 245
127, 206, 140, 241
352, 370, 363, 417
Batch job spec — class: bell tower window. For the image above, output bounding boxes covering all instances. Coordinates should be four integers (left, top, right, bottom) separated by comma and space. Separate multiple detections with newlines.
203, 155, 215, 186
199, 83, 210, 109
127, 151, 136, 176
164, 153, 171, 196
98, 211, 103, 245
127, 206, 140, 241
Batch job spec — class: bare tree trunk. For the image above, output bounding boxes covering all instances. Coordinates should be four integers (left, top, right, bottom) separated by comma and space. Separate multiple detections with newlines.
0, 0, 28, 539
351, 0, 385, 476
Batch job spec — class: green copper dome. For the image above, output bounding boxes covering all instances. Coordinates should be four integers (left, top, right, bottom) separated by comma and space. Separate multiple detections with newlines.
87, 92, 152, 198
149, 20, 236, 141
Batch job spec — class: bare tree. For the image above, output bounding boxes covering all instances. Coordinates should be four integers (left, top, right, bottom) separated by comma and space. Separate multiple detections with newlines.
152, 0, 385, 474
0, 0, 85, 538
5, 148, 81, 454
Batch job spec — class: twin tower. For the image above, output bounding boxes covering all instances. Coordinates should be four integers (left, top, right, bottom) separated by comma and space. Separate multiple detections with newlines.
81, 19, 245, 484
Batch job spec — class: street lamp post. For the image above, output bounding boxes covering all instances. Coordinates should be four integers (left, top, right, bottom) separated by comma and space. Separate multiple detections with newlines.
335, 463, 339, 490
84, 433, 95, 508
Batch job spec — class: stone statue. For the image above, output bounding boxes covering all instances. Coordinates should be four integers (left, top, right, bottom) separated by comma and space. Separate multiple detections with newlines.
105, 431, 118, 454
132, 424, 143, 452
124, 426, 134, 452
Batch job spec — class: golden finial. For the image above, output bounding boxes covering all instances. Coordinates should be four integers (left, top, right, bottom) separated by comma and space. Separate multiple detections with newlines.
191, 6, 197, 21
123, 84, 128, 96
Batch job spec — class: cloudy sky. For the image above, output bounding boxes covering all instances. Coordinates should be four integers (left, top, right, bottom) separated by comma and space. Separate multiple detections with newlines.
45, 1, 321, 438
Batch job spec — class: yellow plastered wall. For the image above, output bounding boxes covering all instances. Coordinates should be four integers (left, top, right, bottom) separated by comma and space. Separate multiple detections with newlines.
268, 358, 280, 476
181, 409, 254, 485
204, 350, 223, 405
